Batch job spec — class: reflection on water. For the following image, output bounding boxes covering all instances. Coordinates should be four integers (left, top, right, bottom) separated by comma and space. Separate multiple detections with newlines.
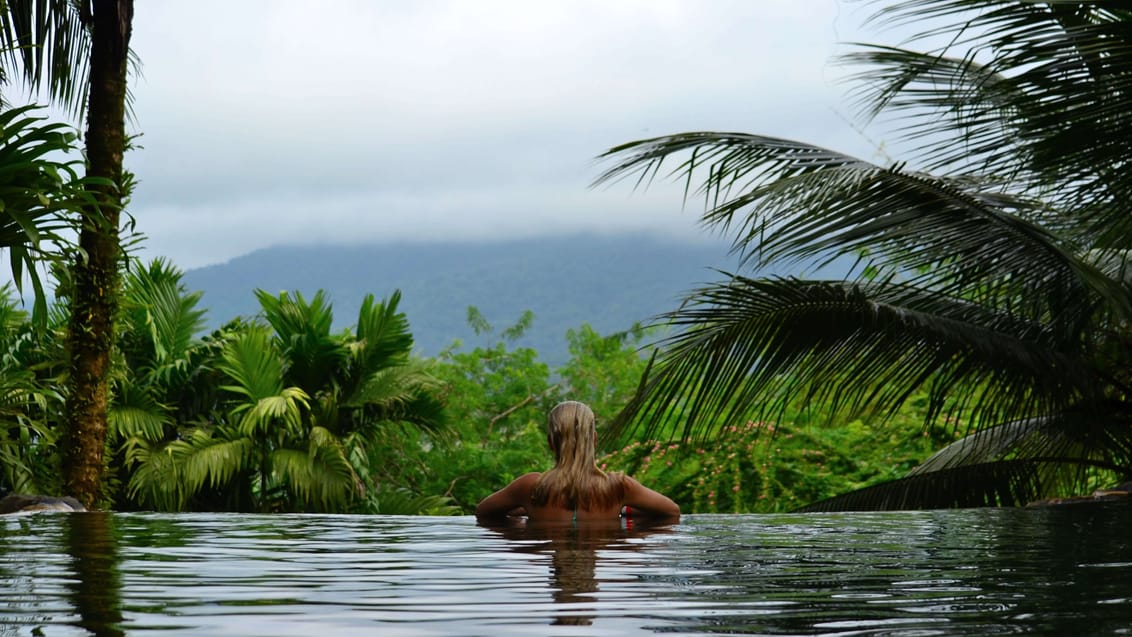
1, 505, 1131, 635
65, 512, 124, 637
479, 517, 675, 627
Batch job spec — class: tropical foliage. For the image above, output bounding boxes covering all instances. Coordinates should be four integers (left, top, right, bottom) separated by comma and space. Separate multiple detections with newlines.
596, 0, 1132, 509
0, 259, 468, 513
600, 393, 958, 513
119, 281, 447, 513
0, 0, 93, 118
0, 285, 66, 494
109, 258, 221, 510
0, 257, 964, 515
0, 109, 80, 493
0, 105, 85, 322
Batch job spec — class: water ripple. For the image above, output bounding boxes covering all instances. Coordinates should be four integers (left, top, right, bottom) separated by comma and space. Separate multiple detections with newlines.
2, 507, 1132, 635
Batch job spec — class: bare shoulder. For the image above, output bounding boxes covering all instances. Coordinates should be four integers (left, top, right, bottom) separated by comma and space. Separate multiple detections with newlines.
475, 472, 542, 519
514, 472, 542, 485
622, 474, 681, 520
620, 474, 650, 492
499, 472, 543, 500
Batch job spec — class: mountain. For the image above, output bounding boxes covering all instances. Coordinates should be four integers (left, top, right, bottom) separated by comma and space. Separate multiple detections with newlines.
181, 233, 834, 366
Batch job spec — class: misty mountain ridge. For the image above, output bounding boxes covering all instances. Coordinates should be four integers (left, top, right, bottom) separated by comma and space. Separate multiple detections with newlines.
182, 233, 840, 366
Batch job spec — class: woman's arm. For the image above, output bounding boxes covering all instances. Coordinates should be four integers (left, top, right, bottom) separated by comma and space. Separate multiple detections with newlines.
475, 472, 541, 520
623, 475, 680, 520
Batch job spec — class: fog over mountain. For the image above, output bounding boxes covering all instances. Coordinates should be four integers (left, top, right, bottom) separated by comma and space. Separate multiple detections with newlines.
182, 234, 747, 365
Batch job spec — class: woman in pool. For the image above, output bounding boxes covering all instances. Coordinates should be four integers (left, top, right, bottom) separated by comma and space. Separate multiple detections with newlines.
475, 400, 680, 522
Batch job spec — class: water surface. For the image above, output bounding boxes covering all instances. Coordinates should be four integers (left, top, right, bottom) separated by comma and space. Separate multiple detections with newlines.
2, 505, 1131, 635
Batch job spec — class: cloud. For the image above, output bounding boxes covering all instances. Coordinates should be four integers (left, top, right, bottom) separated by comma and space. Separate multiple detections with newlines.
124, 0, 870, 269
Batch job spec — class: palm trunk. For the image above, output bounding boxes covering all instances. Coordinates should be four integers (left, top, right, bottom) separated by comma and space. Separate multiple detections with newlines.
61, 0, 133, 509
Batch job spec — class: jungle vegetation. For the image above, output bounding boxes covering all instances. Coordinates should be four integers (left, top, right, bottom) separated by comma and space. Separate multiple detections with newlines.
0, 268, 955, 513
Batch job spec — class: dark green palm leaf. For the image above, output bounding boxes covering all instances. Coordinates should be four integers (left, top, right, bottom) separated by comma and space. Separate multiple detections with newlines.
610, 275, 1106, 442
364, 485, 460, 515
595, 132, 1127, 321
120, 258, 207, 372
910, 405, 1132, 477
255, 289, 348, 394
796, 458, 1047, 511
0, 104, 82, 322
847, 0, 1132, 241
125, 438, 183, 510
353, 290, 413, 374
0, 0, 91, 119
270, 445, 354, 512
348, 364, 446, 434
108, 382, 170, 443
216, 327, 285, 403
170, 430, 256, 496
797, 421, 1131, 511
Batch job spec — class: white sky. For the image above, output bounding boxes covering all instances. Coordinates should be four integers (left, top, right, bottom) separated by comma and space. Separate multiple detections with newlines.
120, 0, 879, 269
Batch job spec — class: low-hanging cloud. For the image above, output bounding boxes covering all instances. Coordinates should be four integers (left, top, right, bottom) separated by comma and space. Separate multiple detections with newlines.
124, 0, 872, 269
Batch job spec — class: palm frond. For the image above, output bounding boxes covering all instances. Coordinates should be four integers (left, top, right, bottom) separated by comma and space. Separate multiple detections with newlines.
848, 0, 1132, 240
596, 0, 1132, 511
108, 382, 170, 443
347, 363, 445, 434
216, 326, 286, 402
363, 484, 460, 516
171, 429, 256, 494
124, 439, 184, 510
796, 458, 1046, 511
120, 257, 207, 369
0, 359, 56, 493
255, 288, 348, 393
594, 132, 1127, 319
309, 425, 355, 476
0, 0, 91, 119
236, 387, 309, 439
611, 275, 1103, 441
910, 406, 1132, 476
352, 290, 413, 372
269, 445, 353, 512
797, 400, 1132, 512
0, 105, 82, 323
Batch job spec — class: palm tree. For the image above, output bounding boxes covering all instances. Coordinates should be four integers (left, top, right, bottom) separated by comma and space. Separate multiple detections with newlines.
109, 258, 210, 509
152, 289, 446, 513
60, 0, 134, 509
0, 0, 135, 508
596, 0, 1132, 509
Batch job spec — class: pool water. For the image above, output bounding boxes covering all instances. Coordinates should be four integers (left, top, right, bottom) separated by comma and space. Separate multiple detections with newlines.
2, 505, 1131, 635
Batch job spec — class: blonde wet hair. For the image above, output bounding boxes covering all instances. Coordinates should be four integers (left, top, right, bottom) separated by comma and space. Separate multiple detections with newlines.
531, 401, 624, 511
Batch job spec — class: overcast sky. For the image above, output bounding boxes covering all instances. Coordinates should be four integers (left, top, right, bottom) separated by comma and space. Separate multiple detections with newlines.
121, 0, 878, 269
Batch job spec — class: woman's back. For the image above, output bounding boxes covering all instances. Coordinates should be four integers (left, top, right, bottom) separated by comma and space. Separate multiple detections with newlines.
475, 402, 680, 522
532, 466, 624, 513
528, 469, 625, 521
476, 469, 679, 522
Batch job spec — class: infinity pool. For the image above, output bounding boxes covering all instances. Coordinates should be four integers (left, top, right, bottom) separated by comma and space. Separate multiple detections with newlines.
2, 505, 1131, 635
